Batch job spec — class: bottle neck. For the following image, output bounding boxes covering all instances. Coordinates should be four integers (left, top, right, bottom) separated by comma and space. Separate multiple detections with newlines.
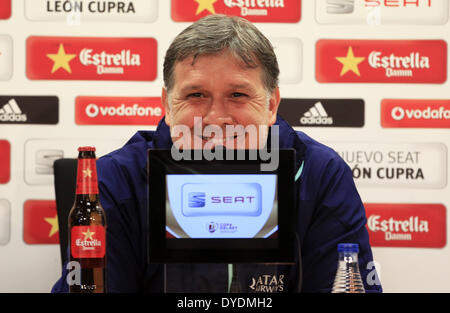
74, 193, 99, 202
75, 151, 99, 195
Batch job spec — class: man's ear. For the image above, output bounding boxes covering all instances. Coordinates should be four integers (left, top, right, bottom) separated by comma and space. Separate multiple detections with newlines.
162, 87, 171, 126
268, 87, 280, 126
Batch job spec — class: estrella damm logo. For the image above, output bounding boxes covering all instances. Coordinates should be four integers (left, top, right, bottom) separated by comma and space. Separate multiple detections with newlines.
26, 36, 157, 81
171, 0, 301, 23
316, 39, 447, 83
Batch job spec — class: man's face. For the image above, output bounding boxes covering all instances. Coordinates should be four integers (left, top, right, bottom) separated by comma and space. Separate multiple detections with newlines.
162, 50, 280, 149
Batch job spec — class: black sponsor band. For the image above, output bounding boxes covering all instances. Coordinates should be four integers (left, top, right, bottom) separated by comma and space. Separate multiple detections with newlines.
278, 98, 364, 127
0, 96, 58, 124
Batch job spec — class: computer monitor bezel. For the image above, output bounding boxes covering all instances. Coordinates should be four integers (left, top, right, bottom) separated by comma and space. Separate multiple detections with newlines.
147, 148, 296, 263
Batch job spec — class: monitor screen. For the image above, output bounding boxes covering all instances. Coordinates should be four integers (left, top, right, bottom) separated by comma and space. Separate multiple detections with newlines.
147, 149, 296, 263
166, 174, 277, 239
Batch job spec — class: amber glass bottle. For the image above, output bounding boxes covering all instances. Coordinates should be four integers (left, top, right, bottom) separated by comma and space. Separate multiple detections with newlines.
68, 146, 106, 293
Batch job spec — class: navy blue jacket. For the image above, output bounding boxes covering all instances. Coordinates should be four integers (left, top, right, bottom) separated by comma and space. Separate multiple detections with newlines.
52, 115, 382, 293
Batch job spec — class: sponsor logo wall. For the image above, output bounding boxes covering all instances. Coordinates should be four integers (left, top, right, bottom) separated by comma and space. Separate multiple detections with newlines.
0, 0, 448, 293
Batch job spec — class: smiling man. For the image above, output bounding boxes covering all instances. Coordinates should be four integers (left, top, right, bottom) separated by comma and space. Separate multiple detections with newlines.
52, 14, 381, 293
164, 49, 278, 150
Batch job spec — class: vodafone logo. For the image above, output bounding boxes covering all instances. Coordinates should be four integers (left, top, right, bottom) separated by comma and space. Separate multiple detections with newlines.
76, 96, 164, 125
382, 99, 450, 128
85, 103, 99, 118
84, 103, 161, 118
391, 106, 450, 121
391, 107, 404, 120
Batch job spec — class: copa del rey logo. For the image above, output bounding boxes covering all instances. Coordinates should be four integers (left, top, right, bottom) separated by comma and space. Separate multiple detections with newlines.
365, 203, 446, 248
26, 36, 157, 81
171, 0, 301, 23
316, 40, 447, 83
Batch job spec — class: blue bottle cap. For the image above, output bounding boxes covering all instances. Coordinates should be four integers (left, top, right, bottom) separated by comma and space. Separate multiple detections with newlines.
337, 243, 359, 253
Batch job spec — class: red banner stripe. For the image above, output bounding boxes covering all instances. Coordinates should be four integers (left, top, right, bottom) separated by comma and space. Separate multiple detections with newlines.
365, 203, 446, 248
316, 40, 447, 83
26, 36, 157, 81
171, 0, 301, 23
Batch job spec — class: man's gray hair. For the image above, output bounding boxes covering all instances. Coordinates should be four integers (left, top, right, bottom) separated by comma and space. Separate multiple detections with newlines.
163, 14, 280, 94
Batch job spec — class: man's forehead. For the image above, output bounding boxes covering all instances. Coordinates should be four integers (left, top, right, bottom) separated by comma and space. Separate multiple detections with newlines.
172, 51, 263, 87
175, 50, 259, 70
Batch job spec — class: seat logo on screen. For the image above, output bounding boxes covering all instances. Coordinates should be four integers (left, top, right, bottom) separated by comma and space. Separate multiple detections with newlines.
182, 183, 262, 217
188, 192, 206, 208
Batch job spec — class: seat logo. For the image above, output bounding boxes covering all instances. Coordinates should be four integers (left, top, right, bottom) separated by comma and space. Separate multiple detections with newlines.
188, 192, 206, 208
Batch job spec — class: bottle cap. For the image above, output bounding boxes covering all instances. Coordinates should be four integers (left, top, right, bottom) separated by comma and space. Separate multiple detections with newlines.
337, 243, 359, 253
78, 146, 96, 152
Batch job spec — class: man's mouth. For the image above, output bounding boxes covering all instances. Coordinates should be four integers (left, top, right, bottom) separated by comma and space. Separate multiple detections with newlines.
199, 134, 239, 145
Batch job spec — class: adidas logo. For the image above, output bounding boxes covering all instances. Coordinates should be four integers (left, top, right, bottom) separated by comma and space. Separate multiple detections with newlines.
300, 102, 333, 125
0, 99, 27, 122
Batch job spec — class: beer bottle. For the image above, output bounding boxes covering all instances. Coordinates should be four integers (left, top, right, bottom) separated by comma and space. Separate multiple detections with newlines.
68, 146, 106, 293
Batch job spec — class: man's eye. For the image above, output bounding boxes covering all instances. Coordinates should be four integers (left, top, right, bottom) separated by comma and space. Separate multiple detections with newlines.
231, 92, 246, 98
188, 93, 203, 98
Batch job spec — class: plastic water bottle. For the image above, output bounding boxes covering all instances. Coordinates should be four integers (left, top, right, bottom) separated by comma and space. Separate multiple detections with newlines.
331, 243, 365, 293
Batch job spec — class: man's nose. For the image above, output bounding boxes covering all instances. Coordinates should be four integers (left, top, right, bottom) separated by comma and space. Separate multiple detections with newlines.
202, 97, 233, 126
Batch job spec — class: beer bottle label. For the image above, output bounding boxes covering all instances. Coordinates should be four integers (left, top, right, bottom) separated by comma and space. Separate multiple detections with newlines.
71, 226, 105, 258
76, 158, 99, 194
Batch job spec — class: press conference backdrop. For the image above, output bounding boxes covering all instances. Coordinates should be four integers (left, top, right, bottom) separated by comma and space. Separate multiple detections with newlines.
0, 0, 449, 292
